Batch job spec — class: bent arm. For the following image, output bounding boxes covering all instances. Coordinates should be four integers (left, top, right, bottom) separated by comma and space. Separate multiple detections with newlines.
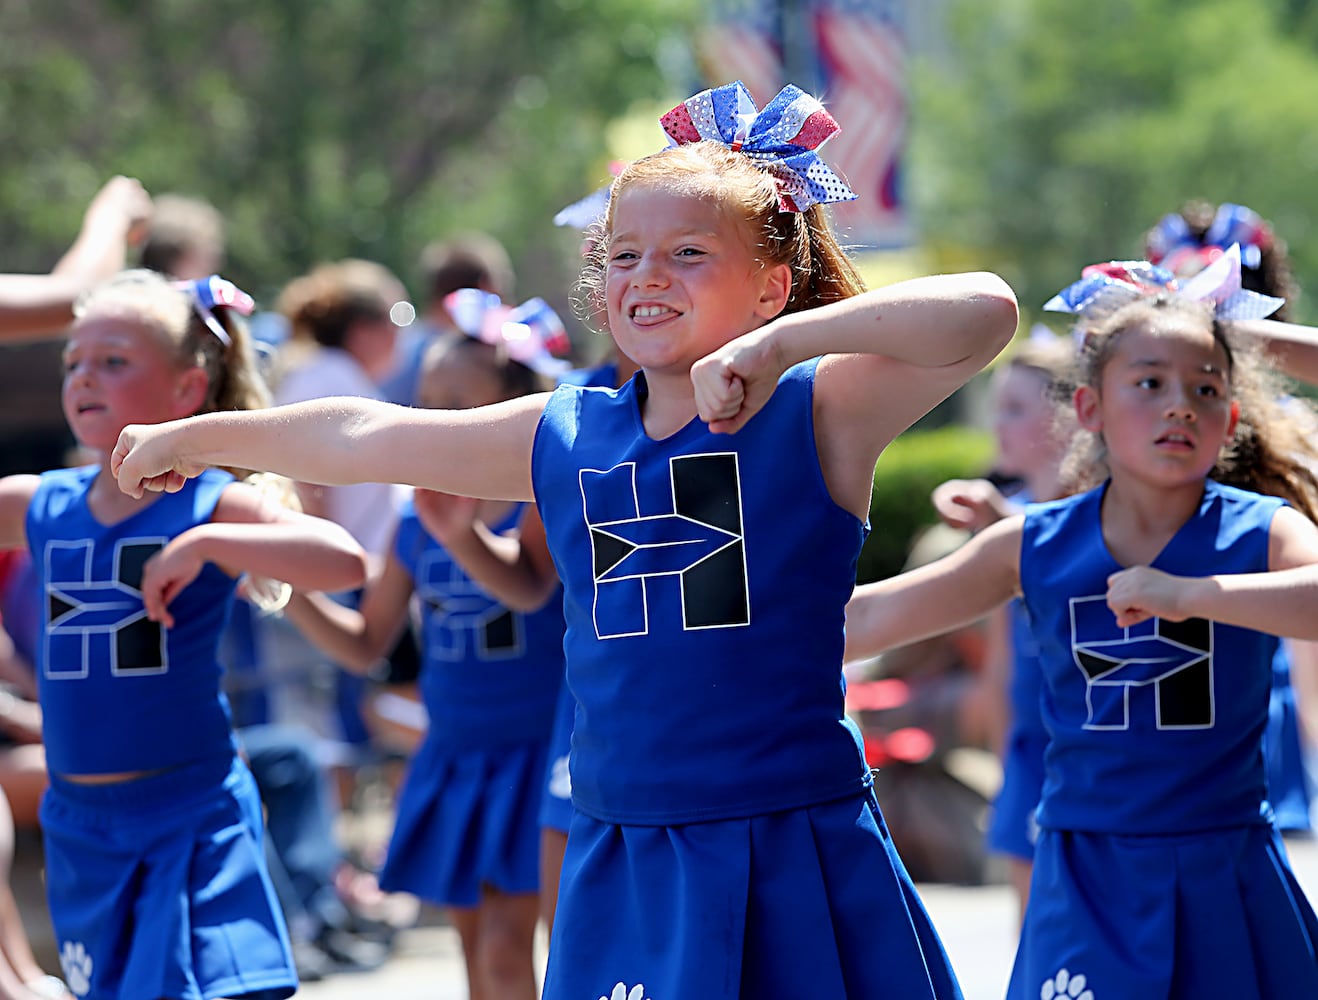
1107, 507, 1318, 636
282, 555, 415, 674
1232, 318, 1318, 387
113, 393, 549, 502
434, 506, 560, 613
0, 176, 151, 341
844, 516, 1023, 662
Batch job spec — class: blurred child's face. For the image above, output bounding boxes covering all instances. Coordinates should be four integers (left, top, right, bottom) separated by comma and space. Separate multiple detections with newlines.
1076, 318, 1238, 488
346, 314, 399, 384
992, 365, 1065, 480
61, 313, 201, 453
416, 346, 509, 410
604, 182, 788, 377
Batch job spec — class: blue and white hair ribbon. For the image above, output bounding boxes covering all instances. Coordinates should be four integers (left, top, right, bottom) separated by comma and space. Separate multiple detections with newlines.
175, 275, 255, 347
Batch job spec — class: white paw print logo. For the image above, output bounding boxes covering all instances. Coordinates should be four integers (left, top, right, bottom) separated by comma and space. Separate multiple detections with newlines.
59, 941, 93, 997
600, 983, 650, 1000
1041, 968, 1093, 1000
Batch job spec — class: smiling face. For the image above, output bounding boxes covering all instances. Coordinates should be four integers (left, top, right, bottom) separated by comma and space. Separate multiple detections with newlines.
1075, 313, 1239, 489
61, 311, 204, 454
603, 181, 787, 378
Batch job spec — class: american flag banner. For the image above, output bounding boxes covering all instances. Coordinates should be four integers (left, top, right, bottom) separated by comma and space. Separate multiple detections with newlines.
698, 0, 785, 110
807, 0, 909, 248
697, 1, 909, 249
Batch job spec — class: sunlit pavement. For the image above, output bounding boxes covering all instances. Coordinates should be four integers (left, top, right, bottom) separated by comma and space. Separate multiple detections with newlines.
298, 836, 1318, 1000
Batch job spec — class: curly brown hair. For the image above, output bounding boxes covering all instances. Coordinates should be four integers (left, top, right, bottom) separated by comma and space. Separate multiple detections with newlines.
1061, 294, 1318, 522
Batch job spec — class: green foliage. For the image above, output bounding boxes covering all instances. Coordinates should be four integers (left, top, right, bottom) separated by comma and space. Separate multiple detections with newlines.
858, 426, 995, 585
910, 0, 1318, 324
0, 0, 699, 311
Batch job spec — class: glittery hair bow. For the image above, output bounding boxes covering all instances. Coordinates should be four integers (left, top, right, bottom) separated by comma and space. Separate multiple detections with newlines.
175, 275, 255, 347
444, 288, 572, 376
659, 80, 857, 212
1044, 244, 1284, 323
1146, 203, 1274, 277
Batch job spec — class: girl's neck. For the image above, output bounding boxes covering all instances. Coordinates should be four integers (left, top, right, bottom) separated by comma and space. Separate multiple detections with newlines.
1024, 466, 1066, 504
84, 457, 160, 526
637, 368, 698, 440
1100, 473, 1205, 567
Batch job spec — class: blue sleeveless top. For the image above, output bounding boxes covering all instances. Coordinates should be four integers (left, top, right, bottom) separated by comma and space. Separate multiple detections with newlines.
1021, 479, 1281, 834
393, 499, 565, 750
532, 358, 870, 824
26, 466, 239, 775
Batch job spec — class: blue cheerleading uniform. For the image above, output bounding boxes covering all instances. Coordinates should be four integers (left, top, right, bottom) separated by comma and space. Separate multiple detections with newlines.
1265, 641, 1314, 832
538, 359, 623, 836
1008, 480, 1318, 999
985, 596, 1047, 861
26, 466, 295, 1000
377, 499, 564, 906
533, 360, 962, 1000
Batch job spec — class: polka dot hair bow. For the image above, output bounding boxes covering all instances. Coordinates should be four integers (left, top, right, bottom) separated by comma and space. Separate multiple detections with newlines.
175, 275, 256, 347
1146, 203, 1274, 277
444, 288, 572, 376
1044, 244, 1284, 323
660, 80, 857, 213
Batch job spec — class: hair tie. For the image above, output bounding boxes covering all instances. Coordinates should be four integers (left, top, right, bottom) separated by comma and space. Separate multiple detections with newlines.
1044, 245, 1284, 324
175, 275, 255, 347
443, 288, 572, 377
659, 80, 857, 213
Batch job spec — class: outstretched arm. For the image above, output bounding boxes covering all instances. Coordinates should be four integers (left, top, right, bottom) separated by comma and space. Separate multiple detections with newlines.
1106, 506, 1318, 635
844, 516, 1023, 662
112, 393, 549, 502
0, 176, 151, 341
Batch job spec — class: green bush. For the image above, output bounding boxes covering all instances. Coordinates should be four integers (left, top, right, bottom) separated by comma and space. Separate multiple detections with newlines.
857, 426, 995, 584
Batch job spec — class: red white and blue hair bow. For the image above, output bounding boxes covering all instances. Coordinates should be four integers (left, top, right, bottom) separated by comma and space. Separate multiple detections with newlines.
1146, 203, 1274, 277
659, 80, 857, 213
1044, 244, 1285, 323
444, 288, 572, 376
175, 275, 256, 347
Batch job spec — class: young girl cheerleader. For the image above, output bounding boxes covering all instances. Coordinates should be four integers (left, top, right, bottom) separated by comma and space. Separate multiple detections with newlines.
0, 269, 367, 1000
110, 80, 1018, 1000
843, 253, 1318, 997
280, 293, 570, 1000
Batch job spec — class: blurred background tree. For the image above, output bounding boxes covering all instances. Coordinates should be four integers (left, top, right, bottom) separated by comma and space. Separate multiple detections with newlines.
0, 0, 698, 305
910, 0, 1318, 324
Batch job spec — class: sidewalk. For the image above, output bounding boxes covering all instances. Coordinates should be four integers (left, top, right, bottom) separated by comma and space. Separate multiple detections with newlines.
296, 836, 1318, 1000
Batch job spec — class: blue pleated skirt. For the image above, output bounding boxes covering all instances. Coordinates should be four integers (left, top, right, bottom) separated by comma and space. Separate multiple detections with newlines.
542, 789, 964, 1000
379, 735, 547, 907
1008, 824, 1318, 999
986, 733, 1046, 862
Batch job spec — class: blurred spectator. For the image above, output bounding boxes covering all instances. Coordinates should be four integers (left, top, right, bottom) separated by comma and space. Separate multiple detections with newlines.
264, 260, 409, 768
136, 193, 225, 282
378, 232, 514, 406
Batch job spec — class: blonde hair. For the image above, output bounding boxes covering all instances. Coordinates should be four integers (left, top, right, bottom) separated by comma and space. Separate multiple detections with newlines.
74, 269, 270, 417
578, 142, 865, 329
74, 270, 296, 610
1061, 295, 1318, 522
